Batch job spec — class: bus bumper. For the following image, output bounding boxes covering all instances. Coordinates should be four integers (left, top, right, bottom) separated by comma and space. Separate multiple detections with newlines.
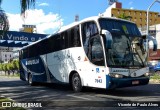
106, 76, 150, 89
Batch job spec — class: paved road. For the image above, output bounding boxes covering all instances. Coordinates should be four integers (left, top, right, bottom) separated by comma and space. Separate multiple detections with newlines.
0, 76, 160, 110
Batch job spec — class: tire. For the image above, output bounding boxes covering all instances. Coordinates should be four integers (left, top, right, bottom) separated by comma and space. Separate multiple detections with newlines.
71, 73, 82, 92
28, 74, 34, 86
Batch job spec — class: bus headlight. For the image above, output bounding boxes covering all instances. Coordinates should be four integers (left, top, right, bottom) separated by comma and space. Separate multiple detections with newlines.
109, 73, 123, 78
144, 72, 150, 76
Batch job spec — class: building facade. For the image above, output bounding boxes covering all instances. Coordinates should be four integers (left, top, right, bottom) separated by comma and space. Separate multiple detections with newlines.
0, 47, 13, 63
103, 2, 160, 28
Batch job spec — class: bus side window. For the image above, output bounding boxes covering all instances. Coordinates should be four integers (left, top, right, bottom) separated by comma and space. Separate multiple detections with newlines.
74, 26, 80, 47
69, 26, 81, 47
61, 32, 65, 49
23, 49, 27, 59
64, 31, 69, 48
89, 36, 104, 66
81, 22, 98, 57
19, 50, 23, 59
55, 34, 61, 50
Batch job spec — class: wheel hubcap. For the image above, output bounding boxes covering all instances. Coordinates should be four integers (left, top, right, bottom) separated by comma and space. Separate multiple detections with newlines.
73, 75, 79, 89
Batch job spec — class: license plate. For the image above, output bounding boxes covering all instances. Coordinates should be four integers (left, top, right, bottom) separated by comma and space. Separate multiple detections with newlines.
132, 81, 139, 85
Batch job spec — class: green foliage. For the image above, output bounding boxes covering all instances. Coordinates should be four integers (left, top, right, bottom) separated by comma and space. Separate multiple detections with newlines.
151, 73, 160, 80
118, 13, 132, 20
3, 64, 7, 71
21, 0, 35, 15
0, 60, 19, 73
11, 60, 19, 70
0, 0, 35, 14
0, 64, 2, 71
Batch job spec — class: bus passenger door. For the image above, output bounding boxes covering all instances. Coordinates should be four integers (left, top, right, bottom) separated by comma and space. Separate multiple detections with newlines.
87, 35, 106, 88
81, 21, 106, 88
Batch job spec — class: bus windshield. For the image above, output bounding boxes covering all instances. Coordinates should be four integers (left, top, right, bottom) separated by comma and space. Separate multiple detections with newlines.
99, 18, 147, 68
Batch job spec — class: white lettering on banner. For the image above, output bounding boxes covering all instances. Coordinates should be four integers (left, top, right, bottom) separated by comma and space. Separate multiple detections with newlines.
31, 37, 36, 41
0, 32, 45, 41
7, 34, 29, 41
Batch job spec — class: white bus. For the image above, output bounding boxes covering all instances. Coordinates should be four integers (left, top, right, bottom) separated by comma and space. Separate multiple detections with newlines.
19, 16, 157, 92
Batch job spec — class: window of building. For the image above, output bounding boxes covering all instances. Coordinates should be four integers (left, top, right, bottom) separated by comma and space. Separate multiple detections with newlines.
140, 24, 142, 28
150, 19, 152, 22
129, 11, 131, 15
118, 10, 120, 14
140, 18, 142, 22
140, 12, 142, 16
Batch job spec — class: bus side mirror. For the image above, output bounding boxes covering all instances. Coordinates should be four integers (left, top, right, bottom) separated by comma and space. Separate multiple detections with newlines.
148, 35, 157, 51
101, 30, 113, 49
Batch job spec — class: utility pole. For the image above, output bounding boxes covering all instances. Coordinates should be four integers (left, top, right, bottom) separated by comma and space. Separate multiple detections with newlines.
75, 15, 79, 22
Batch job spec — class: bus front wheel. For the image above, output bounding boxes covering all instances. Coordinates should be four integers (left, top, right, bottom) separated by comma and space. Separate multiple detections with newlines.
28, 73, 34, 86
72, 73, 82, 92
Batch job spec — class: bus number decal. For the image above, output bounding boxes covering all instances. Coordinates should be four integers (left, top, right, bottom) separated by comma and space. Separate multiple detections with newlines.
95, 79, 102, 83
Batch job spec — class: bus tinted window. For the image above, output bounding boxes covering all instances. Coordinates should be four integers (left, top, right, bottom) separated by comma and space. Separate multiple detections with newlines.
81, 22, 98, 56
90, 36, 104, 66
21, 25, 81, 59
99, 18, 141, 36
70, 26, 81, 47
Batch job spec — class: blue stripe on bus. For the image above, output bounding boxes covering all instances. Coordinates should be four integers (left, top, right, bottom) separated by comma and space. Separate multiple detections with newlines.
106, 75, 111, 89
20, 56, 63, 83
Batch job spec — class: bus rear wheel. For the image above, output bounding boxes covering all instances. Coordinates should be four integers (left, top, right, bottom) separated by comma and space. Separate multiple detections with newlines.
72, 73, 82, 92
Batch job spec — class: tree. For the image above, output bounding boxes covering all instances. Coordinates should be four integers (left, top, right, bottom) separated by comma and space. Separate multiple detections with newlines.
0, 9, 9, 36
0, 0, 35, 14
20, 0, 35, 15
15, 60, 20, 71
2, 63, 7, 75
12, 60, 19, 74
7, 63, 13, 76
0, 0, 35, 36
118, 13, 132, 20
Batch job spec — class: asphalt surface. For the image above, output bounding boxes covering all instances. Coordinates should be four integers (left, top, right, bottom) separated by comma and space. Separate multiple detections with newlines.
0, 76, 160, 110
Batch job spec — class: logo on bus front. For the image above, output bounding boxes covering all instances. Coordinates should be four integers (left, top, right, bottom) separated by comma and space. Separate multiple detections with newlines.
26, 59, 39, 65
112, 69, 129, 73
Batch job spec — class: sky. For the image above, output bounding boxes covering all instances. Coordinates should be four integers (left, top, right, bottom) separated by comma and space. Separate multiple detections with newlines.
1, 0, 160, 34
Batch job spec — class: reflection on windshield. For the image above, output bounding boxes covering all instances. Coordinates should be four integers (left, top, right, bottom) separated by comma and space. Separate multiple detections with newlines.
98, 18, 147, 68
107, 33, 147, 68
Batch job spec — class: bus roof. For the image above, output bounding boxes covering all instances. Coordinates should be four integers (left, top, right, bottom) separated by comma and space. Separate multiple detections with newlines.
59, 16, 135, 33
21, 15, 135, 50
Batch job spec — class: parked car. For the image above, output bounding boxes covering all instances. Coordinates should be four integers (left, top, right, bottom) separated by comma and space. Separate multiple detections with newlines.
148, 60, 160, 72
